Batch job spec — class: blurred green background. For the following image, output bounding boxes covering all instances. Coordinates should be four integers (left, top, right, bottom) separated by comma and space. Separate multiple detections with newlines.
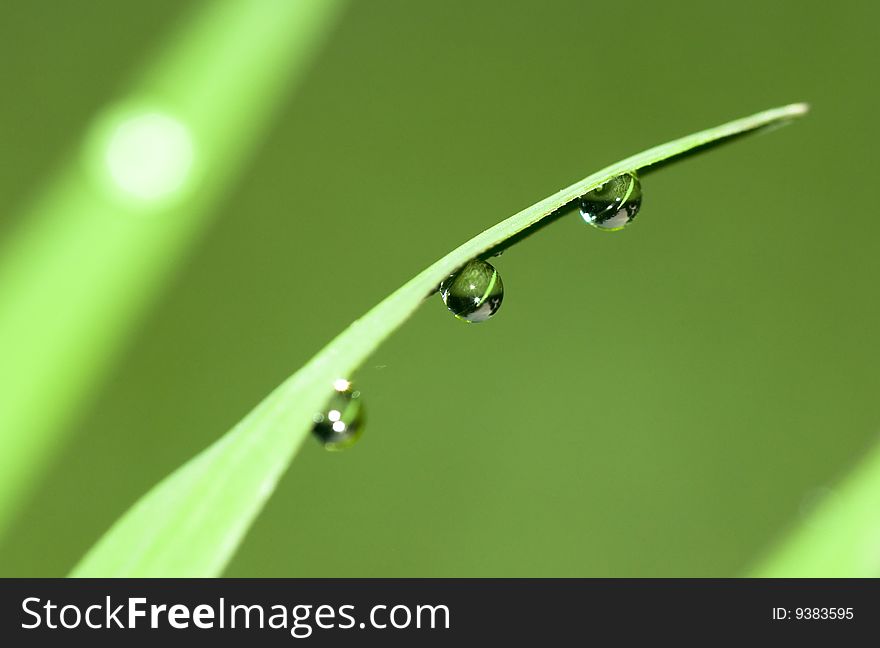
0, 0, 878, 577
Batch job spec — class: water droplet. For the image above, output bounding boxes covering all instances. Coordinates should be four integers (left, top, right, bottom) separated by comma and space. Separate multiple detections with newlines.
578, 171, 642, 231
312, 380, 365, 451
439, 259, 504, 323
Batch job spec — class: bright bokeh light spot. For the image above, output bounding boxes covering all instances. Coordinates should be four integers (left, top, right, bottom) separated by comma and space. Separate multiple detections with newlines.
333, 378, 351, 392
103, 112, 194, 201
332, 421, 346, 433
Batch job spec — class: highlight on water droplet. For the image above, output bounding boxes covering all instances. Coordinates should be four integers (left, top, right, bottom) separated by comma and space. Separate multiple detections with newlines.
312, 379, 365, 451
85, 103, 195, 205
578, 171, 642, 231
439, 259, 504, 323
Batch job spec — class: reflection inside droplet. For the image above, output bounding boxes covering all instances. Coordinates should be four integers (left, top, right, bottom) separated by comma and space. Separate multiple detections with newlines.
578, 171, 642, 231
439, 259, 504, 323
312, 380, 365, 451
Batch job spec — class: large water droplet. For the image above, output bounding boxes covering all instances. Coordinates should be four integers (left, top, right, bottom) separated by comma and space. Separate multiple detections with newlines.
312, 379, 364, 451
578, 171, 642, 231
439, 259, 504, 323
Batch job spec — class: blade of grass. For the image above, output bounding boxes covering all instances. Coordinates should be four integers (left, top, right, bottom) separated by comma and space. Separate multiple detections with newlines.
0, 0, 346, 538
752, 438, 880, 577
71, 103, 808, 577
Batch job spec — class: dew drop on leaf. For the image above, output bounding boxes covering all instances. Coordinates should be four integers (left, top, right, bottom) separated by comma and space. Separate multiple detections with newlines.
439, 259, 504, 323
578, 171, 642, 231
312, 379, 365, 451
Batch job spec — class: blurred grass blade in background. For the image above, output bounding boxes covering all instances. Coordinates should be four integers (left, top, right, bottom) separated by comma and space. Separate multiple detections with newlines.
71, 104, 807, 577
0, 0, 346, 538
754, 439, 880, 577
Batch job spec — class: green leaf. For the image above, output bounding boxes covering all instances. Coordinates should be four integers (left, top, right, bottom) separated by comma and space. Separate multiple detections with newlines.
752, 440, 880, 577
71, 103, 808, 577
0, 0, 346, 539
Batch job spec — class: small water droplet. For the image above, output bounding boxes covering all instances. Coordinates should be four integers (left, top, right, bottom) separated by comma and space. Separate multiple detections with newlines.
578, 171, 642, 231
439, 259, 504, 322
312, 380, 365, 451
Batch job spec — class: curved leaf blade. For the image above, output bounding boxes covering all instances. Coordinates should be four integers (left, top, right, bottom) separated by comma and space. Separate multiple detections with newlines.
71, 103, 808, 577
